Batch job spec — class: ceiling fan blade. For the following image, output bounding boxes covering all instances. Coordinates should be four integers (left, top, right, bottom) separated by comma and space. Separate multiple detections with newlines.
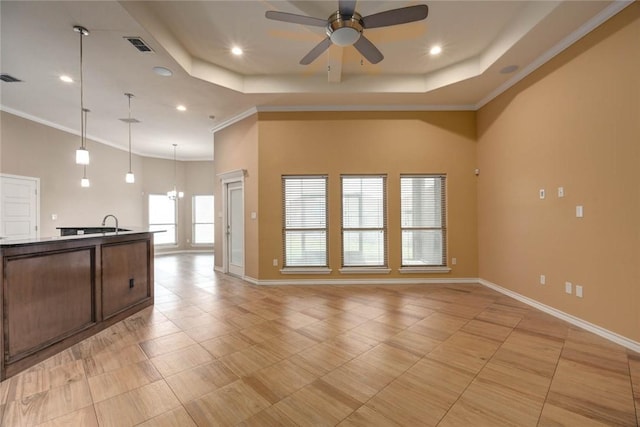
353, 35, 383, 64
362, 5, 428, 29
339, 0, 357, 17
265, 11, 327, 27
300, 37, 332, 65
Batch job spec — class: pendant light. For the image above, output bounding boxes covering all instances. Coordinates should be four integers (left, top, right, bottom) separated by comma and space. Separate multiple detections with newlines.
80, 108, 90, 187
167, 144, 184, 200
74, 25, 90, 165
124, 93, 135, 183
81, 166, 90, 187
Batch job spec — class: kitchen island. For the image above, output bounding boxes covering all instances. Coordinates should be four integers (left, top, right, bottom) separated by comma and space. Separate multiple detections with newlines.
0, 229, 154, 379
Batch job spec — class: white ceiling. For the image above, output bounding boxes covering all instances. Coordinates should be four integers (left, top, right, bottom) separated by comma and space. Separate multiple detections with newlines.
0, 1, 631, 160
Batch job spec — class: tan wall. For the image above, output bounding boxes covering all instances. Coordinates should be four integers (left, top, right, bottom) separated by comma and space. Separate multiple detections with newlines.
1, 111, 214, 253
213, 114, 259, 276
477, 4, 640, 341
1, 111, 145, 237
256, 111, 478, 280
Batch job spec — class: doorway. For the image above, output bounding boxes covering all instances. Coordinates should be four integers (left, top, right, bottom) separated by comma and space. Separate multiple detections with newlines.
0, 174, 40, 240
226, 181, 244, 277
219, 169, 245, 278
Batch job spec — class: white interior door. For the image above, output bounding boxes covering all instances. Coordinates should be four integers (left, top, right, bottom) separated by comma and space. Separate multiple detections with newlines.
0, 174, 39, 240
227, 181, 244, 277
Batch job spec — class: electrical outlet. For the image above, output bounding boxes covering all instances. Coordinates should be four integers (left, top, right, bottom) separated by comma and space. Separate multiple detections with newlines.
576, 285, 583, 298
540, 275, 546, 285
273, 258, 278, 267
565, 281, 572, 294
557, 187, 564, 198
451, 257, 457, 265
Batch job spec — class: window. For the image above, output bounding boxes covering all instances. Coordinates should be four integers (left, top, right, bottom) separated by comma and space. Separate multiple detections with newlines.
192, 195, 214, 244
149, 194, 176, 245
341, 175, 387, 267
282, 176, 328, 267
400, 175, 446, 266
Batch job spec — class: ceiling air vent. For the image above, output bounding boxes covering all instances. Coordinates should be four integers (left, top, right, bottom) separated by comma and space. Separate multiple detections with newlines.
124, 37, 153, 53
1, 74, 22, 82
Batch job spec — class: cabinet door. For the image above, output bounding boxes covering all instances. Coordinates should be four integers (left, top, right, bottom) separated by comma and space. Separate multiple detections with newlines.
4, 248, 95, 362
102, 241, 150, 319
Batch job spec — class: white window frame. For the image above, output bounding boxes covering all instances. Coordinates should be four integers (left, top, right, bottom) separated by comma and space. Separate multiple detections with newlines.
281, 175, 330, 274
192, 194, 214, 245
148, 193, 177, 246
340, 175, 389, 273
399, 174, 450, 273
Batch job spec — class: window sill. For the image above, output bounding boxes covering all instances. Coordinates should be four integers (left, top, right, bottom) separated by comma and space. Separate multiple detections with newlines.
339, 267, 391, 274
398, 266, 451, 274
280, 267, 332, 275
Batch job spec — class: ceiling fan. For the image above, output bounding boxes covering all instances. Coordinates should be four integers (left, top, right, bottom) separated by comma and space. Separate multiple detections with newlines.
265, 0, 428, 65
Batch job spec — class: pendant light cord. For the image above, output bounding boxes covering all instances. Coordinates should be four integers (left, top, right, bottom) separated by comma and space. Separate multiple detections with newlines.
83, 108, 89, 177
173, 144, 178, 192
128, 94, 133, 171
79, 29, 85, 150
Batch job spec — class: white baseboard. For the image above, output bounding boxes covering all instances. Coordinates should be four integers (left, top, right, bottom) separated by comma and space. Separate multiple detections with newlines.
214, 265, 224, 273
479, 279, 640, 353
155, 249, 214, 256
242, 276, 479, 286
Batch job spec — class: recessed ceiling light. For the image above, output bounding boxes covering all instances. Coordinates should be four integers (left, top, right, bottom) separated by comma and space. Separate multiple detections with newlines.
153, 66, 173, 77
231, 46, 243, 56
60, 75, 73, 83
429, 45, 442, 56
176, 105, 187, 112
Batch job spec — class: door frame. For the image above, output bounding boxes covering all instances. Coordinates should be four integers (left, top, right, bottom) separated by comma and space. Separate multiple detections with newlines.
0, 173, 41, 239
217, 169, 246, 277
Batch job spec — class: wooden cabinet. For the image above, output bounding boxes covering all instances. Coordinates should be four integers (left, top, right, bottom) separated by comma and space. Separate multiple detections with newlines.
102, 240, 151, 319
0, 232, 154, 379
4, 248, 95, 364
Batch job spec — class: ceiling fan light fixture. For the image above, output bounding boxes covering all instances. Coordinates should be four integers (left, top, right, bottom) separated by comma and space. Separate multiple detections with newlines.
330, 27, 360, 46
327, 11, 363, 46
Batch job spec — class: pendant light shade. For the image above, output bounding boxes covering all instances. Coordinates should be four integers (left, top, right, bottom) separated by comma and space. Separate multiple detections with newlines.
76, 148, 89, 165
124, 93, 135, 184
74, 25, 90, 165
167, 144, 184, 200
81, 174, 90, 188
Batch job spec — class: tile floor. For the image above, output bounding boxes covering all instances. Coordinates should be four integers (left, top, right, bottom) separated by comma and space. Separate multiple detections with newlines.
0, 253, 638, 426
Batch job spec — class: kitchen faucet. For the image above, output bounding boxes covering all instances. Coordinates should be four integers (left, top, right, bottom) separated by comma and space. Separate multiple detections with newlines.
101, 214, 119, 231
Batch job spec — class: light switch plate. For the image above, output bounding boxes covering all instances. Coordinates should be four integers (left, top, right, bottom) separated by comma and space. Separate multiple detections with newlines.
576, 285, 583, 298
576, 205, 584, 217
539, 189, 545, 199
565, 281, 572, 294
540, 275, 546, 285
558, 187, 564, 197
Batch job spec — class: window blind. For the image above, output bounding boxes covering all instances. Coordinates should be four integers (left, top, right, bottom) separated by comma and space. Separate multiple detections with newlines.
282, 176, 328, 267
341, 175, 387, 267
400, 175, 446, 266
